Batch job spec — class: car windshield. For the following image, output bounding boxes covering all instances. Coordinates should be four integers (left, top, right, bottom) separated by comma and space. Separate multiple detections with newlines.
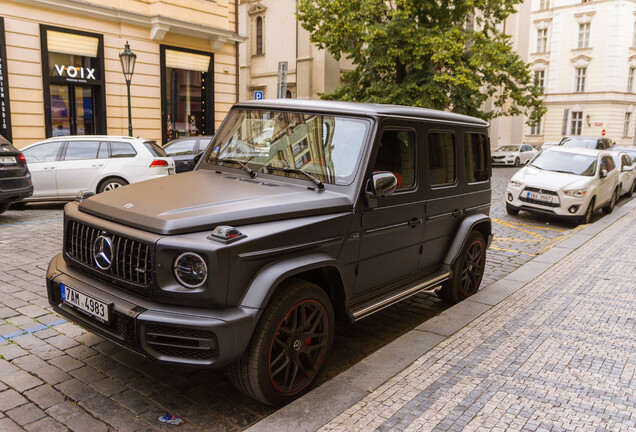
497, 145, 520, 152
204, 109, 370, 185
144, 141, 168, 157
530, 151, 597, 176
559, 137, 597, 149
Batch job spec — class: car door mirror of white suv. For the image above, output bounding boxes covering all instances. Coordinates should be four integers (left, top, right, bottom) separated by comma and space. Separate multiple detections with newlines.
600, 169, 608, 179
622, 165, 635, 172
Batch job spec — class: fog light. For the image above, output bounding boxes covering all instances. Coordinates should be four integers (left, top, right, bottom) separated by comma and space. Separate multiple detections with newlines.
568, 205, 580, 214
507, 193, 513, 202
174, 252, 208, 288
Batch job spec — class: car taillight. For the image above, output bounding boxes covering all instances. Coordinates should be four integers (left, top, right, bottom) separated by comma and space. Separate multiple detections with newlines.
19, 154, 26, 164
150, 159, 169, 167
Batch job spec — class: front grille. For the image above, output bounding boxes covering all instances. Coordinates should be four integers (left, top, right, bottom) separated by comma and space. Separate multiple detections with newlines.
65, 221, 154, 296
492, 155, 505, 160
144, 324, 219, 361
523, 186, 558, 196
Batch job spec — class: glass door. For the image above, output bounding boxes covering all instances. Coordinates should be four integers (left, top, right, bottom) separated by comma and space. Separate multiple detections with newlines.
49, 84, 95, 136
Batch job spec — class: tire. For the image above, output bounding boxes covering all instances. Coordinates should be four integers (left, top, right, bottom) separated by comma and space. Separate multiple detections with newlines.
626, 180, 635, 198
514, 157, 520, 167
506, 203, 519, 216
578, 197, 595, 225
97, 177, 128, 193
227, 279, 334, 406
602, 188, 618, 214
437, 231, 486, 305
0, 203, 10, 214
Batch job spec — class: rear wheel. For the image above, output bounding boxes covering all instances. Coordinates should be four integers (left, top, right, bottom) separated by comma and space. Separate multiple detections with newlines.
0, 203, 10, 214
602, 188, 618, 214
437, 231, 486, 304
97, 177, 128, 193
227, 280, 334, 406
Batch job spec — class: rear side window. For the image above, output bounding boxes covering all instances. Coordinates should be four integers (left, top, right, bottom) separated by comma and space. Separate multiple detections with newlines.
428, 132, 456, 186
110, 142, 136, 158
64, 141, 100, 160
144, 141, 168, 157
465, 133, 489, 183
373, 130, 416, 189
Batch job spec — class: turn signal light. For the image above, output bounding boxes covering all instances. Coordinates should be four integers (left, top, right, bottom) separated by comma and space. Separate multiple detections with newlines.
150, 159, 169, 167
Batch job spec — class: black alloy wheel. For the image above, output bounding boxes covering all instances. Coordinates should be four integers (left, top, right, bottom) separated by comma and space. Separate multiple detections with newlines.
227, 280, 334, 406
437, 231, 486, 304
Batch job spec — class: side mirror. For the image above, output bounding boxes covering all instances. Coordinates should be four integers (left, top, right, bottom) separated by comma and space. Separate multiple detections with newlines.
365, 172, 398, 208
623, 165, 635, 172
600, 169, 608, 179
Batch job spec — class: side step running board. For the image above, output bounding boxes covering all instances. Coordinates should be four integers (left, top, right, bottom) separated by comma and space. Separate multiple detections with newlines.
351, 272, 450, 321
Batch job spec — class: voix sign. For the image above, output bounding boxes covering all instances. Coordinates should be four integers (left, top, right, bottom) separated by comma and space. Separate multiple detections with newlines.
54, 64, 96, 82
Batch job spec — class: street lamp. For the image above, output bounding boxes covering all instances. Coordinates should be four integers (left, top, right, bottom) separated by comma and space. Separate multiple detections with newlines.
119, 41, 137, 137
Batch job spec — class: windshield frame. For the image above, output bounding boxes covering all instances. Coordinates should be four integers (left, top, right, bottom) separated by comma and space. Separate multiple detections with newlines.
200, 108, 374, 187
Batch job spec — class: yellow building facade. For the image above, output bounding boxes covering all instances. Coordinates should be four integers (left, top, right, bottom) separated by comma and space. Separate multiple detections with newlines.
0, 0, 244, 149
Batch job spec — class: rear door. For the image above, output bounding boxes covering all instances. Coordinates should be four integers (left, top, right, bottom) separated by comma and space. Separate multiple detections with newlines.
22, 141, 64, 198
55, 140, 105, 197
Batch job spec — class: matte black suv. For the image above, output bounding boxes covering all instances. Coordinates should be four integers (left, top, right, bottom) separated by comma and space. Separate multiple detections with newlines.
0, 135, 33, 214
46, 100, 492, 405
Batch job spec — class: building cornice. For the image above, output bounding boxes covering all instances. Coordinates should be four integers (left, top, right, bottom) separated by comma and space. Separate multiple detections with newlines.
11, 0, 246, 50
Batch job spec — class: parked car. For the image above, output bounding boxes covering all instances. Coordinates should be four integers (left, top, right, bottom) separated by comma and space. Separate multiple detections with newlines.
610, 151, 636, 197
558, 136, 613, 150
46, 99, 493, 405
506, 147, 620, 225
538, 142, 558, 151
0, 135, 33, 214
162, 135, 214, 173
613, 146, 636, 163
491, 144, 538, 166
21, 136, 175, 201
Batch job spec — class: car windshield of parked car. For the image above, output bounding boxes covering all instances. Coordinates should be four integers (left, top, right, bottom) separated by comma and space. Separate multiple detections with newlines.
530, 151, 597, 176
559, 137, 597, 149
205, 109, 369, 185
497, 145, 520, 152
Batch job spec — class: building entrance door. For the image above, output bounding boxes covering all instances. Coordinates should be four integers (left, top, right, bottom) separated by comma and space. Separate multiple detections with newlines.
50, 84, 95, 136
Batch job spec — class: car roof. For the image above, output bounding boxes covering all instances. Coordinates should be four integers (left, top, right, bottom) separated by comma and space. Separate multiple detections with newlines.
23, 136, 153, 149
234, 99, 490, 127
543, 146, 609, 157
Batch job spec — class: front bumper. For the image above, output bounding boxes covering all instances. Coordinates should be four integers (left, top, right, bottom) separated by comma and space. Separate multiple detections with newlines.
46, 253, 258, 368
491, 158, 517, 166
506, 185, 589, 219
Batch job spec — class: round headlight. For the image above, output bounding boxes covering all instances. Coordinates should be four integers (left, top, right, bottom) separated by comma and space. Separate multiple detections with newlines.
173, 252, 208, 288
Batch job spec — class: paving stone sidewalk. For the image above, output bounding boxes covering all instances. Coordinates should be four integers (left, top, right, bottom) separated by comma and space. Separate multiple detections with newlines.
317, 209, 636, 431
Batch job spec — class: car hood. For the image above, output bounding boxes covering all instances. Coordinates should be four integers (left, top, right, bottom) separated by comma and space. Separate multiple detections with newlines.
493, 151, 519, 157
78, 170, 353, 234
513, 166, 592, 190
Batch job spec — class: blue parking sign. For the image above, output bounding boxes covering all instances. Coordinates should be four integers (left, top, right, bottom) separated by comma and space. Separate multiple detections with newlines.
254, 91, 263, 100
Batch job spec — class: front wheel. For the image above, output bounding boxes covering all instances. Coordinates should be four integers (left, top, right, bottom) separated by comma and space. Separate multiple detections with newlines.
437, 231, 486, 304
577, 197, 595, 226
626, 180, 635, 198
227, 280, 334, 406
514, 157, 520, 167
602, 188, 618, 214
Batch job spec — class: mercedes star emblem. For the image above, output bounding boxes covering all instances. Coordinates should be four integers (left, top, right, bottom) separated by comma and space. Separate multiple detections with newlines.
93, 235, 114, 270
124, 203, 134, 209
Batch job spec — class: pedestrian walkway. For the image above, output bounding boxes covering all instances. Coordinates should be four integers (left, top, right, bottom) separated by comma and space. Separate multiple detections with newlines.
249, 200, 636, 432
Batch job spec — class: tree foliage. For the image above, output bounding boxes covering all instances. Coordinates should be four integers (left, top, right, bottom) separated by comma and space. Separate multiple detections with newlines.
297, 0, 545, 122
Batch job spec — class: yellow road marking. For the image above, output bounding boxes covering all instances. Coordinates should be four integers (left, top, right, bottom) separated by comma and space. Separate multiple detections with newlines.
493, 237, 541, 243
489, 246, 537, 257
492, 218, 546, 240
497, 219, 567, 232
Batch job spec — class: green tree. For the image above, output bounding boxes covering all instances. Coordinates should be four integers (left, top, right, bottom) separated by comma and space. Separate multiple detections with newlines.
297, 0, 545, 122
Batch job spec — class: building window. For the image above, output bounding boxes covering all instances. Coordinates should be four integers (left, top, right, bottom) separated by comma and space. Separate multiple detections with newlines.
256, 17, 263, 55
537, 28, 548, 52
539, 0, 549, 9
571, 111, 583, 135
534, 70, 545, 93
629, 68, 635, 92
578, 23, 590, 48
530, 119, 542, 135
161, 46, 214, 143
624, 112, 632, 137
575, 67, 587, 92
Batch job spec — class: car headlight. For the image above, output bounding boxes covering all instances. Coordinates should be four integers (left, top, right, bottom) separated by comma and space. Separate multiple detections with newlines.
563, 189, 587, 198
509, 179, 523, 187
173, 252, 208, 288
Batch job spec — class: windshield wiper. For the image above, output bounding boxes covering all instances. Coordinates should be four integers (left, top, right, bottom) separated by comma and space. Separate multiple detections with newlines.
263, 165, 325, 190
529, 164, 543, 170
551, 170, 574, 174
214, 158, 256, 178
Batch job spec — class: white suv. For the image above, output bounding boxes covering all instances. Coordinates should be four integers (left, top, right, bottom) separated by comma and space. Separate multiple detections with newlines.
21, 136, 175, 201
506, 147, 620, 225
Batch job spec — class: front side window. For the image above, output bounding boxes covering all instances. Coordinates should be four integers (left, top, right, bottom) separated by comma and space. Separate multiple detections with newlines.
465, 133, 489, 183
537, 28, 548, 52
570, 112, 583, 135
428, 132, 456, 186
63, 140, 99, 160
374, 130, 416, 189
601, 156, 615, 172
575, 67, 587, 92
206, 109, 369, 186
165, 139, 197, 156
23, 141, 63, 163
578, 23, 590, 48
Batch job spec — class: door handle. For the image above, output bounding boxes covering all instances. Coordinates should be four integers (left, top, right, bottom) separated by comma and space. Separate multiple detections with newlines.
92, 164, 104, 167
44, 166, 55, 170
451, 209, 463, 217
408, 218, 422, 228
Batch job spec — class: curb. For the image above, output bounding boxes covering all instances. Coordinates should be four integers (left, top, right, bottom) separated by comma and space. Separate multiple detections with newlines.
245, 198, 636, 432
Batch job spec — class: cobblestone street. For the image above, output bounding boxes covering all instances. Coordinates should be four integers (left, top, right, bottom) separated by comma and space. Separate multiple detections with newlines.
0, 168, 625, 431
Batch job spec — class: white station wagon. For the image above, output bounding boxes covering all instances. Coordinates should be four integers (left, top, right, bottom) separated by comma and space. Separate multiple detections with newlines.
21, 136, 175, 201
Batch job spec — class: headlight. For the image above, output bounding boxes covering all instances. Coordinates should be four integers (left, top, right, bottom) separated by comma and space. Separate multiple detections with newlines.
509, 179, 523, 187
173, 252, 208, 288
564, 189, 587, 198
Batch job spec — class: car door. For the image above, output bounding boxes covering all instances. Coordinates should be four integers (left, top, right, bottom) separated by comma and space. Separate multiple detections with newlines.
21, 141, 64, 199
354, 125, 425, 294
620, 154, 635, 194
520, 145, 534, 164
164, 138, 197, 173
55, 140, 105, 197
598, 155, 616, 204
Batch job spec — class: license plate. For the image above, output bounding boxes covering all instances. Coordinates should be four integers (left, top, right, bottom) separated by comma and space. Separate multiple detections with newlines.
526, 191, 557, 203
0, 156, 16, 164
61, 284, 110, 323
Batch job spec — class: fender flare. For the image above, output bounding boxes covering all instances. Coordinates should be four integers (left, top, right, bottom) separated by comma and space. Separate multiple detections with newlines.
240, 252, 343, 311
442, 214, 492, 274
